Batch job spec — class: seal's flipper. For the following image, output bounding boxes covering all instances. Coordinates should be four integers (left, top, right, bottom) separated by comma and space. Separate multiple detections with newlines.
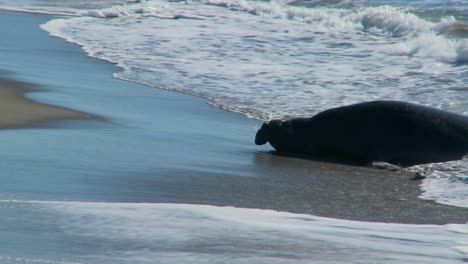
369, 161, 402, 171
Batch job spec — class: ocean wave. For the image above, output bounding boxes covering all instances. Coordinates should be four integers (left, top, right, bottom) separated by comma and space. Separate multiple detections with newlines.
0, 0, 129, 16
191, 1, 465, 63
33, 0, 463, 41
387, 33, 468, 64
205, 0, 459, 37
74, 0, 467, 66
56, 0, 433, 37
41, 0, 468, 119
409, 158, 468, 208
286, 0, 364, 8
80, 1, 211, 20
83, 5, 146, 18
0, 256, 82, 264
355, 5, 433, 37
1, 0, 465, 39
455, 40, 468, 64
1, 200, 467, 263
0, 6, 80, 16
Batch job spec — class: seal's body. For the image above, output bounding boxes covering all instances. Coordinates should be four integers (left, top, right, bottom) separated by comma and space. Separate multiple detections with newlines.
255, 101, 468, 167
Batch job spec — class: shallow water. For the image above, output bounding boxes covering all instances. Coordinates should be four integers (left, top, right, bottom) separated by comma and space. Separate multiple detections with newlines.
1, 200, 467, 264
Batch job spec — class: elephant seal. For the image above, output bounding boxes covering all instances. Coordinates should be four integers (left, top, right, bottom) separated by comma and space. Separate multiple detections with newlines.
255, 100, 468, 167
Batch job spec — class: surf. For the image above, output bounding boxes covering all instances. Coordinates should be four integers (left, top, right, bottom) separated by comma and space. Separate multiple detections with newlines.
1, 200, 467, 263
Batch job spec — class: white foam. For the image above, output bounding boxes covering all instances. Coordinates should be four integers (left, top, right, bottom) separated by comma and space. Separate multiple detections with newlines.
40, 1, 468, 119
455, 40, 468, 63
0, 256, 84, 264
206, 0, 442, 36
2, 200, 468, 263
0, 0, 129, 16
409, 159, 468, 208
354, 5, 433, 37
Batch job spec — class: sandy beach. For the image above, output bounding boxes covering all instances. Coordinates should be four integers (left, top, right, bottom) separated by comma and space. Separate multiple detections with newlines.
0, 11, 466, 227
0, 78, 93, 128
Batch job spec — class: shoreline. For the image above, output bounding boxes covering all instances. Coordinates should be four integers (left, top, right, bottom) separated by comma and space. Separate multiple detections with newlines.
0, 78, 95, 129
0, 10, 466, 226
139, 151, 468, 225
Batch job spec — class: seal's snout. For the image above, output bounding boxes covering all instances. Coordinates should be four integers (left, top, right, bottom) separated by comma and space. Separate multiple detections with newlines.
255, 123, 269, 145
255, 120, 282, 145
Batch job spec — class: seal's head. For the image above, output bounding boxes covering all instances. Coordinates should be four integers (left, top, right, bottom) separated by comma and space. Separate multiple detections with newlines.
255, 120, 282, 145
255, 119, 307, 152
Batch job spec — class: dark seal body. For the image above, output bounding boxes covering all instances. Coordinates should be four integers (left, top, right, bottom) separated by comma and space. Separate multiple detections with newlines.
255, 100, 468, 167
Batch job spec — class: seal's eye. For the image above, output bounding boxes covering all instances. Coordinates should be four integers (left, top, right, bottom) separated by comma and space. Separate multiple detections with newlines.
283, 122, 294, 135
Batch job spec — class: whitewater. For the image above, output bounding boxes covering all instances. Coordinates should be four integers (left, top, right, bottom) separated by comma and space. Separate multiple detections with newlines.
0, 200, 467, 263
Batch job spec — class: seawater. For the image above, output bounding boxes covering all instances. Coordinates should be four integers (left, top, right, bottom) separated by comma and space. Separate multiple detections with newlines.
0, 200, 467, 264
0, 1, 467, 263
3, 0, 466, 119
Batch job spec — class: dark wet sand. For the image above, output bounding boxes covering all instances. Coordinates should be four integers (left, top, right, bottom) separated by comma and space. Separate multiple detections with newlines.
121, 152, 468, 225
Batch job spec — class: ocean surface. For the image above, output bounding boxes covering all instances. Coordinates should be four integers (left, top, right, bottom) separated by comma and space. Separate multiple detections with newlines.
0, 0, 467, 263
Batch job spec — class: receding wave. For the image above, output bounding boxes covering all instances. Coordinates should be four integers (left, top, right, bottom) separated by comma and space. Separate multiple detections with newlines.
1, 200, 467, 263
408, 158, 468, 208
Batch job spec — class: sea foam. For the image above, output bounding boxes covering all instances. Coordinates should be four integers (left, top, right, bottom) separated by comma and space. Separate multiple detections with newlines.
1, 200, 467, 263
41, 0, 468, 118
409, 158, 468, 209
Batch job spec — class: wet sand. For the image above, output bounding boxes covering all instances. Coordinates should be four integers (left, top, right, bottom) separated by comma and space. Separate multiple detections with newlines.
118, 151, 468, 225
0, 78, 93, 128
